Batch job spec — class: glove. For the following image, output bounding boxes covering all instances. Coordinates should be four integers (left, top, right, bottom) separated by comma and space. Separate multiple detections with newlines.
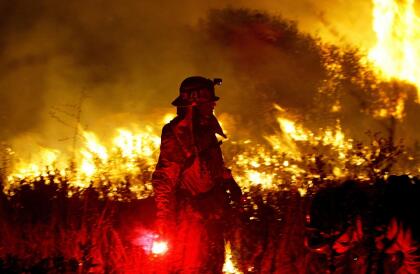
222, 168, 242, 204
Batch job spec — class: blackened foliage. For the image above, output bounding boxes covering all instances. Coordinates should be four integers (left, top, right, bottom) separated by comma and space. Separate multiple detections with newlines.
382, 176, 420, 241
0, 255, 79, 273
309, 180, 368, 234
309, 177, 419, 238
199, 8, 326, 136
307, 176, 420, 272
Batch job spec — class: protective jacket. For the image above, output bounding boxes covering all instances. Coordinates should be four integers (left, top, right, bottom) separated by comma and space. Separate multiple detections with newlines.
152, 114, 229, 228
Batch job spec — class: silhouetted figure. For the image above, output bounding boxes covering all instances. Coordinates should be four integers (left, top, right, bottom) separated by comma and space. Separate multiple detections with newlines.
152, 76, 242, 273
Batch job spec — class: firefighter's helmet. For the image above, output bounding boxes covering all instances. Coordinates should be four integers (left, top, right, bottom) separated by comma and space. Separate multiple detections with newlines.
172, 76, 222, 107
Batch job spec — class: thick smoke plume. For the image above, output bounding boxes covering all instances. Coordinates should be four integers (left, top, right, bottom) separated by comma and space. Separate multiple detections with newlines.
0, 1, 419, 157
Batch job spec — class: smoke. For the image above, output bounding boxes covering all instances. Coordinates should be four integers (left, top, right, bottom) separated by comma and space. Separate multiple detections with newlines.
0, 0, 202, 147
0, 0, 419, 155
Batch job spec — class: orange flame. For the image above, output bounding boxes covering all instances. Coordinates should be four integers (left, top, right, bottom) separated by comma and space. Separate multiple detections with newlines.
229, 106, 355, 195
369, 0, 420, 100
4, 110, 420, 197
5, 125, 162, 198
223, 241, 242, 274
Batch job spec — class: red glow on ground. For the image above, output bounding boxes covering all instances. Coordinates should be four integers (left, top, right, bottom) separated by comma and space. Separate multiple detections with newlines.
134, 230, 168, 256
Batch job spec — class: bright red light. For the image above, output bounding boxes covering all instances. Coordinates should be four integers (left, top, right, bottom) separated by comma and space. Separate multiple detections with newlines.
134, 230, 169, 256
151, 240, 168, 255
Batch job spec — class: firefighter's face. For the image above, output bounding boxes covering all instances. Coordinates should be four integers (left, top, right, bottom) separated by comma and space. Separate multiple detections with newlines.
196, 100, 216, 117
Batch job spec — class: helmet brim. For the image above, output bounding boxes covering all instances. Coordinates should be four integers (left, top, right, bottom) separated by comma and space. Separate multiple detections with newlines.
171, 96, 219, 107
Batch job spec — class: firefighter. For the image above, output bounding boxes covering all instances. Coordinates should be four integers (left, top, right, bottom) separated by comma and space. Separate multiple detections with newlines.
152, 76, 242, 273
